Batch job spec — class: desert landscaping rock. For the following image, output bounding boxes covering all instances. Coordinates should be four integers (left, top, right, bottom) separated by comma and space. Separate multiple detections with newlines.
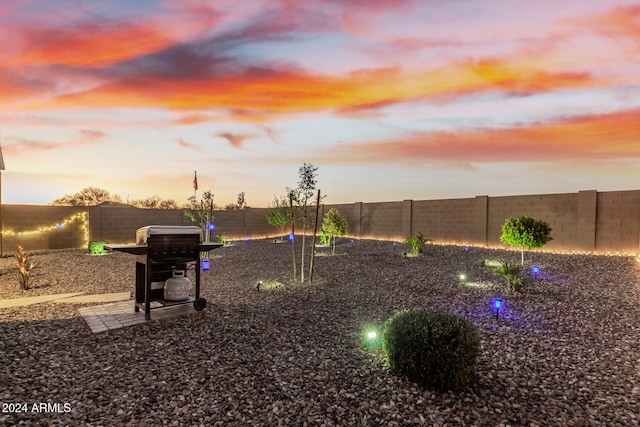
0, 240, 639, 425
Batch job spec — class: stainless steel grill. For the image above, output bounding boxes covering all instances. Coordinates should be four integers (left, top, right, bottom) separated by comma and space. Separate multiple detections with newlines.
107, 225, 222, 320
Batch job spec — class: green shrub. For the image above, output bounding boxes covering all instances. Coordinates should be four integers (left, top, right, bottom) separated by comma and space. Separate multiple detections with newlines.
216, 234, 228, 245
403, 232, 429, 255
490, 260, 529, 292
88, 240, 109, 255
382, 308, 480, 390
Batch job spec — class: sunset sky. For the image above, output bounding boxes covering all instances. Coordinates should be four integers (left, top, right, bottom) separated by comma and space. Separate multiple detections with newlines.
1, 0, 639, 207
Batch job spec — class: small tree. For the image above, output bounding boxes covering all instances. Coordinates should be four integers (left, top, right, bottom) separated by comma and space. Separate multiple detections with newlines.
184, 190, 215, 241
266, 194, 292, 239
320, 208, 347, 255
500, 216, 553, 265
290, 163, 321, 282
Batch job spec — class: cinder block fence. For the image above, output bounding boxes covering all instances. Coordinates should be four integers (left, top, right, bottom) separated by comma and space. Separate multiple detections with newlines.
1, 189, 638, 255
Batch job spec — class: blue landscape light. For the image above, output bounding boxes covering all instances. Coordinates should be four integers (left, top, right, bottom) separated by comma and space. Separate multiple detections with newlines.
288, 233, 294, 241
245, 236, 249, 242
208, 223, 215, 230
532, 266, 540, 278
202, 259, 211, 270
493, 299, 504, 319
57, 223, 63, 229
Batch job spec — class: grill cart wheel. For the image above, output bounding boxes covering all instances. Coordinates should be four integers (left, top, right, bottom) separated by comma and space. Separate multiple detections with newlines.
194, 298, 207, 311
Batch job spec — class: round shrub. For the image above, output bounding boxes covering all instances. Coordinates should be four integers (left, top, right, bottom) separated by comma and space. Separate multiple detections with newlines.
382, 308, 480, 390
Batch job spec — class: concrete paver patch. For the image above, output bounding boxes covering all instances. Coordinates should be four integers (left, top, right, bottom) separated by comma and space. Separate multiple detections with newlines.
77, 300, 197, 333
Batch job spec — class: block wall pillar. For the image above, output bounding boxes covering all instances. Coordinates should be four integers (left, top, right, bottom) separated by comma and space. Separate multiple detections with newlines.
577, 190, 597, 251
402, 199, 413, 238
354, 202, 363, 237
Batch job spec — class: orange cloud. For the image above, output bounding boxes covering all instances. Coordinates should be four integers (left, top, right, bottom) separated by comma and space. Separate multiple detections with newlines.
33, 55, 601, 121
325, 109, 640, 164
580, 4, 640, 43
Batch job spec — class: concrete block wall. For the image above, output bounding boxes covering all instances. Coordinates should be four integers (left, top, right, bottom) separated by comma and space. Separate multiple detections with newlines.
359, 201, 404, 239
243, 208, 279, 238
595, 190, 640, 253
1, 205, 87, 254
486, 192, 580, 251
411, 197, 480, 244
89, 206, 188, 243
3, 189, 639, 254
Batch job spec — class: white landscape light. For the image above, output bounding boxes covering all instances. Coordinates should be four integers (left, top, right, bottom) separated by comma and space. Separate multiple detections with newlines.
363, 327, 381, 349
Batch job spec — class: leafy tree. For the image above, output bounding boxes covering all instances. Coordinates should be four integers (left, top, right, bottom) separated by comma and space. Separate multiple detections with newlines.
500, 216, 553, 265
50, 186, 122, 206
184, 190, 215, 241
320, 208, 347, 255
237, 191, 247, 209
289, 163, 321, 282
266, 194, 292, 239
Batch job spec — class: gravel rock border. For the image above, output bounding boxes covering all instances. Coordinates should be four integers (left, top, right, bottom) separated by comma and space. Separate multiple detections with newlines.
1, 239, 639, 426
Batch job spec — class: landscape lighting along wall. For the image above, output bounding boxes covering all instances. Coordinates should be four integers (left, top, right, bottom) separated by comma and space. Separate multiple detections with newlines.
288, 233, 294, 241
208, 223, 215, 230
57, 223, 63, 229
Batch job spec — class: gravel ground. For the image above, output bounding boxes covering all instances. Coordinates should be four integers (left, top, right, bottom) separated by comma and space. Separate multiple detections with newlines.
1, 238, 640, 426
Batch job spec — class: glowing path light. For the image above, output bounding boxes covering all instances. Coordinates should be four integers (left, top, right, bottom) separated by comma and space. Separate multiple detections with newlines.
532, 266, 540, 279
363, 327, 382, 349
494, 299, 504, 319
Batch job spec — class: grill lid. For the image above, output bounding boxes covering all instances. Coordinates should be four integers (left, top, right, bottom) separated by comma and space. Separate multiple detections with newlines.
136, 225, 203, 245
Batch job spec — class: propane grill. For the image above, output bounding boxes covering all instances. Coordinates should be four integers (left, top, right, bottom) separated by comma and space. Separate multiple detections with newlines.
107, 225, 222, 320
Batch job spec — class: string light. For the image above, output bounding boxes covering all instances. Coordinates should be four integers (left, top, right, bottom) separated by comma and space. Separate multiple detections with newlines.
2, 212, 89, 247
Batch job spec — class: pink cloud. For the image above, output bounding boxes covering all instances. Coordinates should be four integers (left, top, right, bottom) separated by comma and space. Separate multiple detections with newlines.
217, 132, 252, 149
324, 109, 640, 164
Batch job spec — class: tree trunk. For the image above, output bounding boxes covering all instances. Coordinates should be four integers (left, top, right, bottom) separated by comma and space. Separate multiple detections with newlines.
290, 194, 297, 281
309, 190, 321, 283
521, 246, 525, 266
301, 218, 306, 282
